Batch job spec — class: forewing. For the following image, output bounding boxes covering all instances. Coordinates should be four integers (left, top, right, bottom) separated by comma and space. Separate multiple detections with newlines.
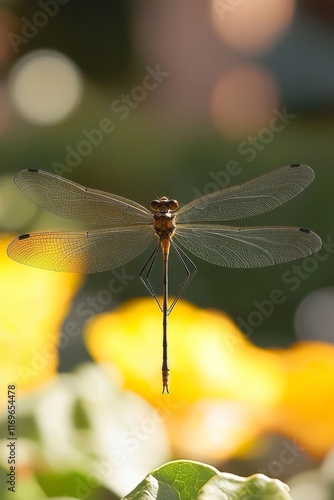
7, 226, 154, 273
177, 164, 315, 223
174, 224, 322, 268
14, 169, 152, 226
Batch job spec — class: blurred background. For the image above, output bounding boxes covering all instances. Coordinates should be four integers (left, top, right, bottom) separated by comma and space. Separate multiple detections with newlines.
0, 0, 334, 498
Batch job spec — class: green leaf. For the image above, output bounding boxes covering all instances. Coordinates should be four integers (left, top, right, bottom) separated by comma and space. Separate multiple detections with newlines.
122, 461, 293, 500
35, 470, 116, 499
122, 460, 218, 499
198, 472, 292, 499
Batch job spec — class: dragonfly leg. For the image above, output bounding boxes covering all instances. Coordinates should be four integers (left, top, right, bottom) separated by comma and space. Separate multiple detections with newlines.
139, 243, 163, 312
167, 241, 197, 315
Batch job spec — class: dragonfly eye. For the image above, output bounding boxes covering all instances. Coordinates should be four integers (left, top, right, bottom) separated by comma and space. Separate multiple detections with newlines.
150, 199, 160, 211
168, 199, 179, 212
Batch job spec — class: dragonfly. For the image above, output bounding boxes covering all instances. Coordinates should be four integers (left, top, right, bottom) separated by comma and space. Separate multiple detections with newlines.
7, 164, 322, 393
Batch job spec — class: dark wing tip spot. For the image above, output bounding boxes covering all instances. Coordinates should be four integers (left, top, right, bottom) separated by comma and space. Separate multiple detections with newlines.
27, 168, 39, 173
299, 227, 310, 234
290, 163, 301, 168
18, 233, 31, 240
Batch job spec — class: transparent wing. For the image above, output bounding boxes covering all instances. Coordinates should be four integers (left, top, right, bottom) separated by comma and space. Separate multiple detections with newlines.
177, 164, 315, 223
14, 169, 152, 226
174, 224, 322, 268
7, 226, 154, 273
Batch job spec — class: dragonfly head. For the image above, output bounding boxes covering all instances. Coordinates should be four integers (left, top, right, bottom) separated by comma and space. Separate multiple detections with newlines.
150, 197, 179, 214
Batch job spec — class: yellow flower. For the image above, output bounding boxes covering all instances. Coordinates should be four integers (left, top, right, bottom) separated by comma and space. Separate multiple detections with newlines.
85, 297, 284, 460
0, 235, 82, 403
85, 297, 283, 404
272, 342, 334, 457
85, 297, 334, 460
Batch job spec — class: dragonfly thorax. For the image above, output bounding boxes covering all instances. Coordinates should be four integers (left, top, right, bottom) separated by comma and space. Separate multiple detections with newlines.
153, 212, 176, 241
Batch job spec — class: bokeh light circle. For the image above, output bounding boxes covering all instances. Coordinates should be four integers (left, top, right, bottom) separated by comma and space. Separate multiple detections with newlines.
9, 50, 83, 125
211, 0, 295, 54
210, 64, 280, 140
294, 288, 334, 343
